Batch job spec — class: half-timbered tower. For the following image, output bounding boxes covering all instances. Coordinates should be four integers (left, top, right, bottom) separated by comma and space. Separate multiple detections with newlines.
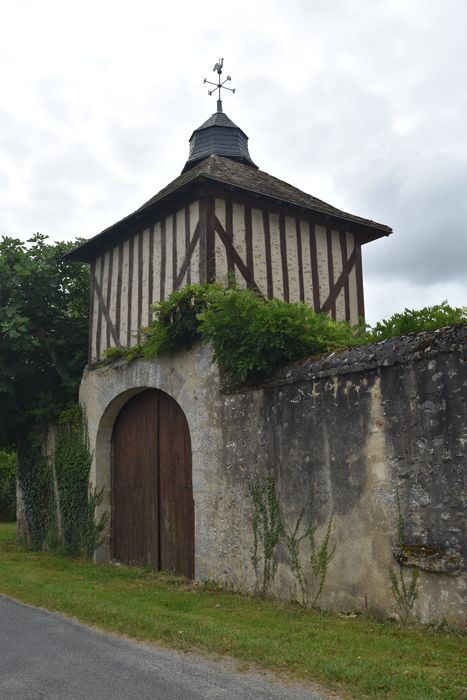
67, 104, 391, 365
67, 68, 392, 579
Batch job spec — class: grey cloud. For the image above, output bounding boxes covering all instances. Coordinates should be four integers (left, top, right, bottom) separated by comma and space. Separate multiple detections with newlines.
344, 152, 467, 285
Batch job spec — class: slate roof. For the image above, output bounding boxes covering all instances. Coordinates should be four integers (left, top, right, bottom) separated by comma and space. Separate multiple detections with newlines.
188, 111, 247, 137
66, 154, 391, 262
183, 110, 257, 172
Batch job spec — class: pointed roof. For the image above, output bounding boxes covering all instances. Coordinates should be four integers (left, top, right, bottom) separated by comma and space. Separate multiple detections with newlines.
191, 111, 246, 132
65, 155, 391, 262
182, 108, 257, 173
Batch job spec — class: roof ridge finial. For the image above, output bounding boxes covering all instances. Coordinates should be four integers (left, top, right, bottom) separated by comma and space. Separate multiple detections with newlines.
203, 58, 236, 113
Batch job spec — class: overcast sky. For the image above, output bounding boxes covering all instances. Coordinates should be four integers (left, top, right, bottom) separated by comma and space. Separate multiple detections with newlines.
1, 0, 465, 323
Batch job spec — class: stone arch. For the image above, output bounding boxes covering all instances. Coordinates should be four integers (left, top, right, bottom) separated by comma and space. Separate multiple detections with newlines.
80, 347, 222, 576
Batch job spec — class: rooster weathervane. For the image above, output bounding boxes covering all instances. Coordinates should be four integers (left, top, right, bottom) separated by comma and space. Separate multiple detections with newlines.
203, 58, 236, 112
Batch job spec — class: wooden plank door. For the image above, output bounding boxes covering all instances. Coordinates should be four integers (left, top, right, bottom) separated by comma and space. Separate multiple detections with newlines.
158, 391, 194, 578
112, 389, 194, 578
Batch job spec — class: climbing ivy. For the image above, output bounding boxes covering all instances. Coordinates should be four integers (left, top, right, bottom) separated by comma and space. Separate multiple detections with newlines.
16, 406, 107, 558
17, 444, 54, 550
250, 474, 284, 597
54, 406, 107, 558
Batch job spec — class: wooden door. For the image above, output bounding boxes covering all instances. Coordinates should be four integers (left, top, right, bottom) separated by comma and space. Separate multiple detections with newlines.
112, 389, 194, 577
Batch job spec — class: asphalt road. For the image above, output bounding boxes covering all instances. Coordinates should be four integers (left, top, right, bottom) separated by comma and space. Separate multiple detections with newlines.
0, 595, 331, 700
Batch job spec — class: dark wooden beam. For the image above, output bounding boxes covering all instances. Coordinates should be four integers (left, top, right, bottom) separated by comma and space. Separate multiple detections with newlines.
320, 249, 357, 315
214, 217, 261, 294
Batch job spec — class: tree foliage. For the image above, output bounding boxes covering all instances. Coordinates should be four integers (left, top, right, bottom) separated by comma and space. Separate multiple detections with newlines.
0, 449, 16, 521
0, 234, 89, 448
365, 301, 466, 342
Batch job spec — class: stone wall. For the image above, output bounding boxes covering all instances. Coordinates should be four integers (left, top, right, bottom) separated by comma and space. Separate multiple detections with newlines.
80, 324, 466, 624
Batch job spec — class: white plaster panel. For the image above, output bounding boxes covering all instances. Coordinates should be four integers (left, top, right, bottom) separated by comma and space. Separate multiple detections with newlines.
300, 220, 314, 308
315, 224, 329, 310
215, 198, 226, 230
120, 239, 129, 345
214, 199, 228, 285
347, 234, 359, 325
215, 232, 228, 285
252, 207, 267, 297
90, 257, 100, 361
189, 201, 200, 285
130, 235, 139, 345
176, 208, 185, 286
108, 245, 119, 346
332, 229, 345, 320
99, 252, 109, 359
232, 202, 247, 288
91, 267, 99, 362
285, 216, 300, 302
268, 213, 283, 299
152, 221, 161, 305
141, 228, 150, 326
164, 214, 173, 297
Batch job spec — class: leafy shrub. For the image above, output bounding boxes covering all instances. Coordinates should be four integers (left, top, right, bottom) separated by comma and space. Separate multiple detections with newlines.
198, 288, 358, 382
0, 450, 16, 521
142, 283, 224, 357
102, 283, 466, 385
366, 301, 466, 343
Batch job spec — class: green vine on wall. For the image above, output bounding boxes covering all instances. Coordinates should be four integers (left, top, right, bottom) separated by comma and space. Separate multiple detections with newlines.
250, 474, 336, 606
54, 406, 108, 558
17, 406, 107, 559
17, 445, 54, 550
283, 490, 336, 607
250, 474, 284, 596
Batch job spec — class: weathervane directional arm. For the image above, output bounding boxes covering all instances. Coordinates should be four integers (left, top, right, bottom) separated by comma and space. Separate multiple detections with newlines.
202, 58, 236, 111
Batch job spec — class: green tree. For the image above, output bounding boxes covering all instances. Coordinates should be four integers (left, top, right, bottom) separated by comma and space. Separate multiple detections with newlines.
0, 234, 89, 448
0, 449, 16, 521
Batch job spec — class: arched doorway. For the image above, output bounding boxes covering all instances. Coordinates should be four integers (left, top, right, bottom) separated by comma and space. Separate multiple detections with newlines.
111, 389, 194, 578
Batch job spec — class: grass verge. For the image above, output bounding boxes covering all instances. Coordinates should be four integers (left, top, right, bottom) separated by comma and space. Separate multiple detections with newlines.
0, 523, 465, 700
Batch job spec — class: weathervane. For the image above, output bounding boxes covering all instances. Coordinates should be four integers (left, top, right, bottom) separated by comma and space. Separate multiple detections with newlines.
203, 58, 235, 113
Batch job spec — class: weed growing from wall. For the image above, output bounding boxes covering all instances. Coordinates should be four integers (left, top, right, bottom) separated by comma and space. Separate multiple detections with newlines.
81, 486, 108, 560
283, 506, 307, 602
389, 493, 420, 621
250, 474, 284, 597
250, 475, 336, 606
308, 506, 336, 607
284, 492, 336, 607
